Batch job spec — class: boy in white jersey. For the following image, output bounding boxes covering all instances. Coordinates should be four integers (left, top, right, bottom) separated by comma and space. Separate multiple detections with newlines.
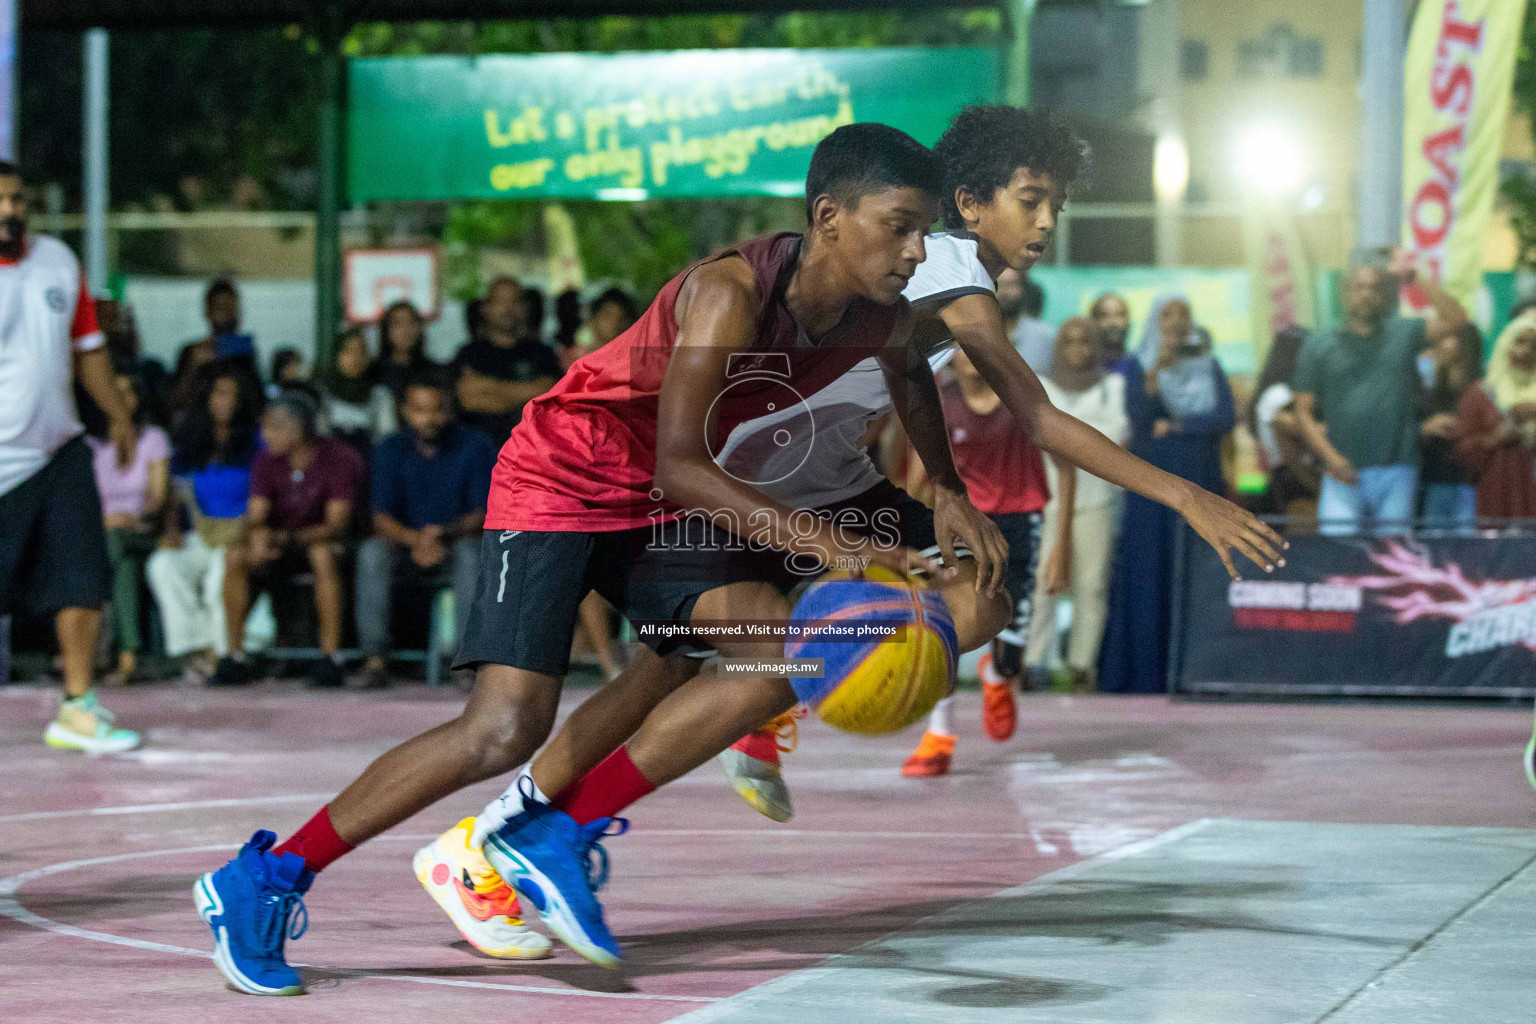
413, 107, 1286, 963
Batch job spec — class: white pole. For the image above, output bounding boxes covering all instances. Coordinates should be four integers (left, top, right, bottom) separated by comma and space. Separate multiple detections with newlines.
83, 29, 110, 295
1358, 0, 1405, 249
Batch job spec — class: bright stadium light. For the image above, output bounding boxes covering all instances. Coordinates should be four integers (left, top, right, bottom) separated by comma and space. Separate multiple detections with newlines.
1153, 133, 1190, 202
1235, 124, 1306, 196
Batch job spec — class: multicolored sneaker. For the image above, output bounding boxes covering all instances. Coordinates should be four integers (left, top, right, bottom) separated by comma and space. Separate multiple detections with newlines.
481, 778, 626, 968
718, 706, 802, 823
414, 817, 552, 960
978, 652, 1017, 742
901, 731, 956, 778
44, 690, 140, 754
194, 830, 312, 996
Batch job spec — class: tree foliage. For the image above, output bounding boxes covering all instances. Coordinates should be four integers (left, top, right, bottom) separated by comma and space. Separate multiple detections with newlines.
1502, 1, 1536, 269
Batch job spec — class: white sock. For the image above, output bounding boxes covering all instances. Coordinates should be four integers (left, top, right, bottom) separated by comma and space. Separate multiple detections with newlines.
928, 695, 955, 737
471, 767, 550, 849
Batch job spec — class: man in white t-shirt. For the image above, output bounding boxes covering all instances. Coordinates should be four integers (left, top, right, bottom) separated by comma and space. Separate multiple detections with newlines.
0, 162, 141, 753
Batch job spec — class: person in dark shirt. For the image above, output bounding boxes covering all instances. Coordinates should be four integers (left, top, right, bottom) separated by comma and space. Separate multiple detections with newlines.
213, 391, 363, 689
355, 371, 494, 688
169, 279, 258, 420
373, 299, 439, 403
452, 276, 560, 443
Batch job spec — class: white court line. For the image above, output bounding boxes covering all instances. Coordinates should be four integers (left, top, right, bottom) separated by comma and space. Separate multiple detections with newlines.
0, 793, 335, 824
0, 839, 716, 1004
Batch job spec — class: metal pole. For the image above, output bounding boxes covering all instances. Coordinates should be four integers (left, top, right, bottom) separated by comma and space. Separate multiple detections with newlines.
83, 29, 109, 295
1358, 0, 1406, 249
0, 0, 17, 160
314, 6, 346, 371
1005, 0, 1035, 107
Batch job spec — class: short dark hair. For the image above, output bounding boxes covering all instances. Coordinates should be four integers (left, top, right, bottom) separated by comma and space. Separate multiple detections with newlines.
0, 160, 20, 181
935, 106, 1089, 231
590, 286, 637, 323
402, 365, 454, 399
804, 123, 941, 223
205, 277, 238, 305
1019, 276, 1045, 318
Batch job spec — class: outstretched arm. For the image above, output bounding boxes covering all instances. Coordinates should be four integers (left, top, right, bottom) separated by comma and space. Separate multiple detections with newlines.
936, 294, 1285, 580
653, 260, 940, 579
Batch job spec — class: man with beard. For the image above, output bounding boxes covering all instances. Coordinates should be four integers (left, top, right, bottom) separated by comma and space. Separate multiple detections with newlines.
0, 162, 141, 752
1089, 290, 1132, 367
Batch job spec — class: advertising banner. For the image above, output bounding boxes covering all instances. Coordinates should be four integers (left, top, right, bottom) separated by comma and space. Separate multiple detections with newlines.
1173, 531, 1536, 698
348, 48, 999, 202
1400, 0, 1525, 313
1243, 199, 1315, 371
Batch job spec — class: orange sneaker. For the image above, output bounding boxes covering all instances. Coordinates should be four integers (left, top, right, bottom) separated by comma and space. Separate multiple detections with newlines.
414, 817, 552, 959
978, 651, 1017, 742
901, 731, 956, 777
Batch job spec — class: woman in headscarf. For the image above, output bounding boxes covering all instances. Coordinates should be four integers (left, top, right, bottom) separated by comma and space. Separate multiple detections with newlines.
1455, 311, 1536, 518
1098, 294, 1235, 693
320, 326, 397, 459
1023, 317, 1130, 690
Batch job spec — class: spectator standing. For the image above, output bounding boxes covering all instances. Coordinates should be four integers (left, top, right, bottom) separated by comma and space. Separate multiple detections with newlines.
553, 289, 584, 371
148, 364, 260, 683
452, 277, 561, 444
1455, 311, 1536, 518
1292, 249, 1468, 535
355, 372, 494, 688
214, 392, 362, 689
1089, 290, 1132, 367
0, 162, 140, 752
1025, 317, 1129, 690
1419, 321, 1482, 528
320, 326, 396, 459
169, 279, 256, 418
87, 371, 170, 686
1002, 269, 1055, 375
1250, 326, 1321, 516
1098, 294, 1235, 693
373, 300, 437, 403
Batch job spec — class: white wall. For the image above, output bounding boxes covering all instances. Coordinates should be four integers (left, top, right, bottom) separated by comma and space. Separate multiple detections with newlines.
123, 277, 472, 374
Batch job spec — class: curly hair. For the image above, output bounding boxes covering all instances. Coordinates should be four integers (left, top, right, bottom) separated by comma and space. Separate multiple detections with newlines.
934, 106, 1089, 231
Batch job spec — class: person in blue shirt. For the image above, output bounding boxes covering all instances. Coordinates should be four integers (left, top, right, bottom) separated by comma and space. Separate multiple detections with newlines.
356, 369, 495, 688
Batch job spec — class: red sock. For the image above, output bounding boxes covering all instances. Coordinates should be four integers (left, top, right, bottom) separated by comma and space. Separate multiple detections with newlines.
273, 805, 354, 873
552, 747, 656, 825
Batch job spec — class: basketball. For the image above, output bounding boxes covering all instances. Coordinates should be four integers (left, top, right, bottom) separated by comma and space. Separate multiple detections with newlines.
784, 566, 960, 735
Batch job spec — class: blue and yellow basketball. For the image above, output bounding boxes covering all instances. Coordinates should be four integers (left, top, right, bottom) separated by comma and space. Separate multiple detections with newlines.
785, 566, 959, 735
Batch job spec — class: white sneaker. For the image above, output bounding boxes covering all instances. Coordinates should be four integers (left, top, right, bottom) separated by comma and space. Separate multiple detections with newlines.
44, 691, 140, 754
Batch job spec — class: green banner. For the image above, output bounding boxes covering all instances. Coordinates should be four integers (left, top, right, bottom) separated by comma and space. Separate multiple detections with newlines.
348, 48, 999, 202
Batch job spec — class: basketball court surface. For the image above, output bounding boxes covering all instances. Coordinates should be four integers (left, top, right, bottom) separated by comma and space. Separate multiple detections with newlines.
2, 681, 1532, 1023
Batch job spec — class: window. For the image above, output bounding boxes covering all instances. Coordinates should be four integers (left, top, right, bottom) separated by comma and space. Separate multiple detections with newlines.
1237, 24, 1325, 80
1181, 40, 1209, 82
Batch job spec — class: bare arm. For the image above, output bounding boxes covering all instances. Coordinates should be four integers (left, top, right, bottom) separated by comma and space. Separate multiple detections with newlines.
876, 322, 1009, 592
456, 367, 555, 413
1394, 249, 1469, 331
295, 498, 351, 546
1291, 392, 1357, 484
75, 346, 136, 467
372, 511, 419, 547
652, 259, 938, 578
939, 294, 1284, 579
145, 458, 170, 518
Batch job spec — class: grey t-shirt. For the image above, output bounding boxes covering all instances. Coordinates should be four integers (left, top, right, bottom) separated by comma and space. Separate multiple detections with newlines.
1292, 316, 1425, 470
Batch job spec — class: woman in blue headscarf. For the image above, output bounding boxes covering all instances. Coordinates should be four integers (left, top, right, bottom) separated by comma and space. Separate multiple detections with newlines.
1098, 294, 1235, 693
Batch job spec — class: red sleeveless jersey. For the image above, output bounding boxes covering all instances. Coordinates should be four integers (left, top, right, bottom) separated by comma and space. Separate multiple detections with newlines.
486, 233, 901, 531
939, 377, 1050, 516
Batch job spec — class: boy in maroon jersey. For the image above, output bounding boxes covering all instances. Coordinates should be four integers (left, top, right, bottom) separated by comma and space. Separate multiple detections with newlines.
195, 124, 1019, 993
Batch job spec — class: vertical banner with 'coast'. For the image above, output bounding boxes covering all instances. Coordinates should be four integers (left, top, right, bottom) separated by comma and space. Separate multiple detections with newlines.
1401, 0, 1525, 312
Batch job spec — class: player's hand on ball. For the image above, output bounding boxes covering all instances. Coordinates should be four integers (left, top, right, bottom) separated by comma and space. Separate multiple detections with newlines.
1177, 483, 1287, 581
864, 542, 947, 581
930, 485, 1009, 596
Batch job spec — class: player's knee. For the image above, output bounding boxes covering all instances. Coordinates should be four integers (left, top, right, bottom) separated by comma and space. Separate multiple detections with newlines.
456, 669, 560, 777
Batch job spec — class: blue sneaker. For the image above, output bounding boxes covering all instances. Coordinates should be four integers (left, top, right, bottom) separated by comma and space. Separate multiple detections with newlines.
481, 780, 627, 968
194, 830, 312, 995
